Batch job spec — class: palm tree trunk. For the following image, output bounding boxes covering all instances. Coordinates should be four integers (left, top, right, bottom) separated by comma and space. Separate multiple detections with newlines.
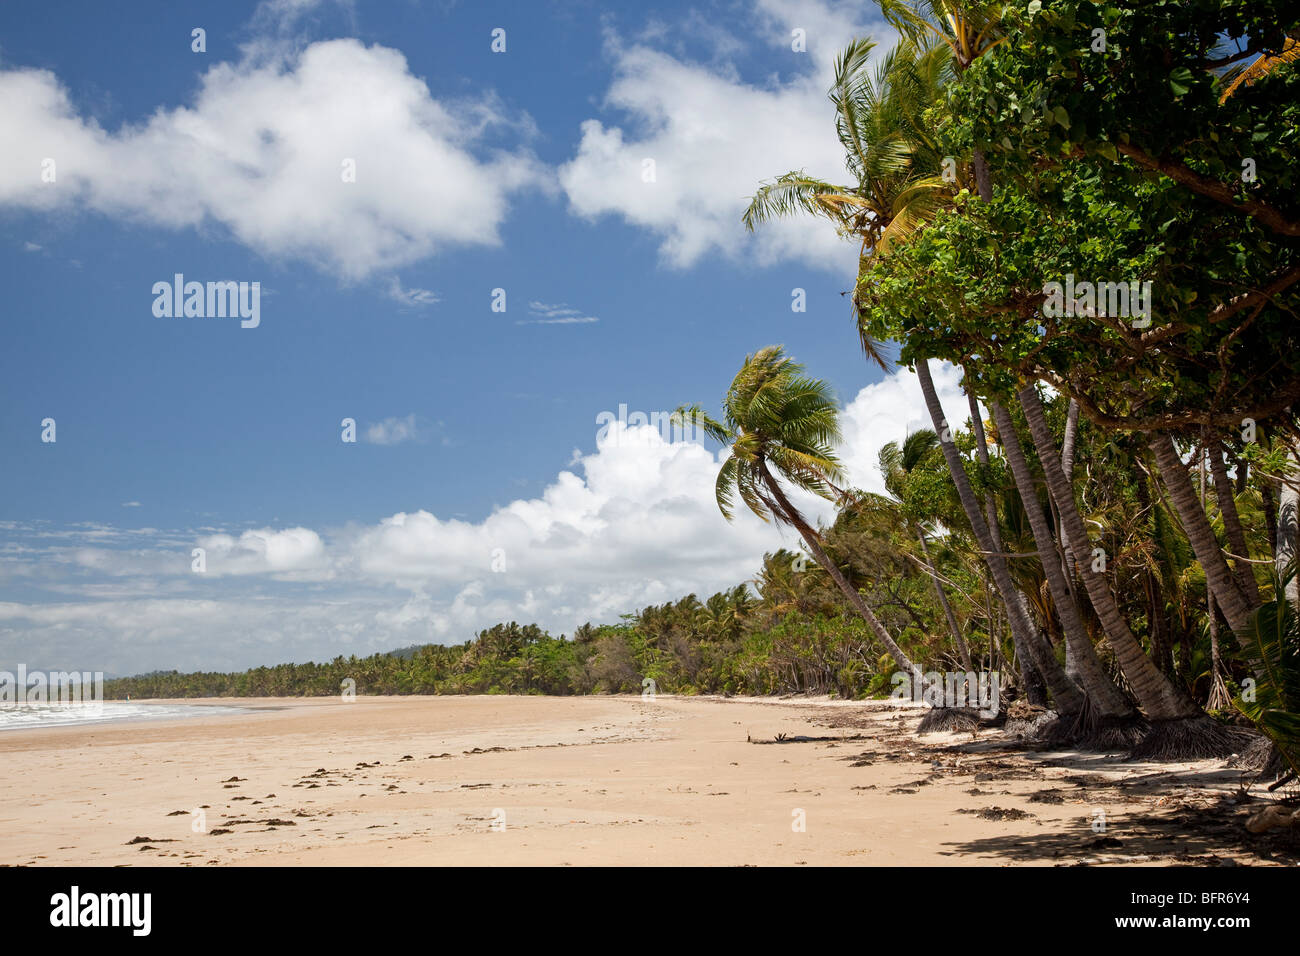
1278, 443, 1300, 607
917, 529, 973, 670
1058, 399, 1081, 579
1206, 437, 1261, 605
1262, 479, 1279, 564
991, 401, 1135, 720
915, 360, 1084, 716
1019, 386, 1202, 721
1134, 472, 1175, 677
965, 384, 1052, 706
1148, 432, 1254, 636
757, 466, 926, 692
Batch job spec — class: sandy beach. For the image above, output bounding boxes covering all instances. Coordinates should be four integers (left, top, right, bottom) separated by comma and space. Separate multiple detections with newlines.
0, 695, 1292, 867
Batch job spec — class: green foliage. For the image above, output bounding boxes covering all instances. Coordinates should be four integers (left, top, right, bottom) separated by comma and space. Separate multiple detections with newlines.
1233, 572, 1300, 777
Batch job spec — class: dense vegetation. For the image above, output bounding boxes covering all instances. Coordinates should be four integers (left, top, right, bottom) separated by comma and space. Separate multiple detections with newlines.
110, 1, 1300, 772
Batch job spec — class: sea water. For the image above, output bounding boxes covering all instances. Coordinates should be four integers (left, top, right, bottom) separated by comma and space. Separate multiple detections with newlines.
0, 700, 252, 731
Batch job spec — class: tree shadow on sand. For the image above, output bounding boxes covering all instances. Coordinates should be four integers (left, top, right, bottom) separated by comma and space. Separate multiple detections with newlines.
936, 801, 1300, 866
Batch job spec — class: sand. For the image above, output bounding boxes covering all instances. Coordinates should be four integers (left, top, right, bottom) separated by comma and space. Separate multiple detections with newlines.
0, 694, 1290, 866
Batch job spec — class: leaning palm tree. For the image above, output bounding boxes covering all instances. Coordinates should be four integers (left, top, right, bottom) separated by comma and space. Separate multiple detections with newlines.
674, 346, 929, 697
745, 28, 1083, 722
880, 429, 973, 669
743, 37, 951, 369
864, 3, 1087, 717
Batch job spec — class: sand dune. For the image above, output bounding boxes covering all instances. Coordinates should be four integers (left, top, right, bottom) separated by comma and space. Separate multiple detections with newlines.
0, 695, 1289, 866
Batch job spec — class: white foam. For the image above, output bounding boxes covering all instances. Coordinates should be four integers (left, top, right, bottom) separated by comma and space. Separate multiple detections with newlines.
0, 701, 251, 731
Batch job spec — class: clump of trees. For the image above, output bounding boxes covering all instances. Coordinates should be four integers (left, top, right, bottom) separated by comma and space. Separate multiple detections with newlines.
739, 0, 1299, 763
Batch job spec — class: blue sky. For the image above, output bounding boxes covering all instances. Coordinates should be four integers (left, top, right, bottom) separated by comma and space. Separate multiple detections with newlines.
0, 0, 971, 674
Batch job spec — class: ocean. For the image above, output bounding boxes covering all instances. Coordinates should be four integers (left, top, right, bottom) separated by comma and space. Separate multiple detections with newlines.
0, 700, 253, 731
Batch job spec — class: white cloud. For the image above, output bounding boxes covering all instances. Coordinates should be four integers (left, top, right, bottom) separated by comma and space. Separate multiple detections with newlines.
837, 361, 970, 497
195, 527, 328, 577
518, 300, 600, 325
363, 414, 420, 446
0, 364, 970, 674
0, 39, 544, 280
385, 277, 440, 308
558, 0, 892, 272
120, 501, 142, 508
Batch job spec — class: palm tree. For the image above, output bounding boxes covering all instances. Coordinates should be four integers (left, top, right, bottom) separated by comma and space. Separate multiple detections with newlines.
915, 360, 1086, 719
743, 37, 951, 368
1205, 435, 1263, 606
743, 23, 1088, 716
1018, 386, 1249, 754
989, 400, 1137, 728
879, 4, 1084, 714
879, 428, 973, 669
957, 377, 1055, 708
675, 346, 927, 692
879, 0, 1007, 72
1148, 432, 1257, 637
877, 0, 1008, 199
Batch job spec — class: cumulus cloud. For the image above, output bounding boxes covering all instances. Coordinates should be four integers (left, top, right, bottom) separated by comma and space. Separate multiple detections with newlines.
837, 361, 971, 497
195, 527, 328, 577
0, 39, 544, 280
0, 365, 969, 673
559, 0, 892, 272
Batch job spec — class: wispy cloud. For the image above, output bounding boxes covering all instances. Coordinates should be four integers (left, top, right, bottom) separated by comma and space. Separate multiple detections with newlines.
363, 413, 420, 445
120, 501, 142, 508
385, 276, 439, 309
517, 300, 600, 326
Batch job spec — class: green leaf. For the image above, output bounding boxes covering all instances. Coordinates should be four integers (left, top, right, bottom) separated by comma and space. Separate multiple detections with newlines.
1168, 67, 1193, 97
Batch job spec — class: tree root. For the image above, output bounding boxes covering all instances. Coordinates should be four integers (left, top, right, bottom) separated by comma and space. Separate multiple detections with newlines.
1075, 715, 1151, 751
916, 707, 984, 735
1130, 716, 1254, 761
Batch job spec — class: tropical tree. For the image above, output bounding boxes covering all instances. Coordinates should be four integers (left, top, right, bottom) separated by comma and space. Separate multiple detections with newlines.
674, 346, 929, 694
880, 429, 972, 668
743, 36, 951, 367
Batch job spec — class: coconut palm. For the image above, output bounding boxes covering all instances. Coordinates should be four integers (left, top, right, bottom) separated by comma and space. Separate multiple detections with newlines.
1205, 436, 1263, 606
674, 346, 927, 691
880, 429, 973, 669
988, 400, 1137, 727
1149, 432, 1257, 637
877, 0, 1009, 199
1017, 386, 1251, 753
878, 0, 1008, 72
874, 3, 1087, 714
743, 37, 951, 368
744, 25, 1083, 719
915, 361, 1087, 719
